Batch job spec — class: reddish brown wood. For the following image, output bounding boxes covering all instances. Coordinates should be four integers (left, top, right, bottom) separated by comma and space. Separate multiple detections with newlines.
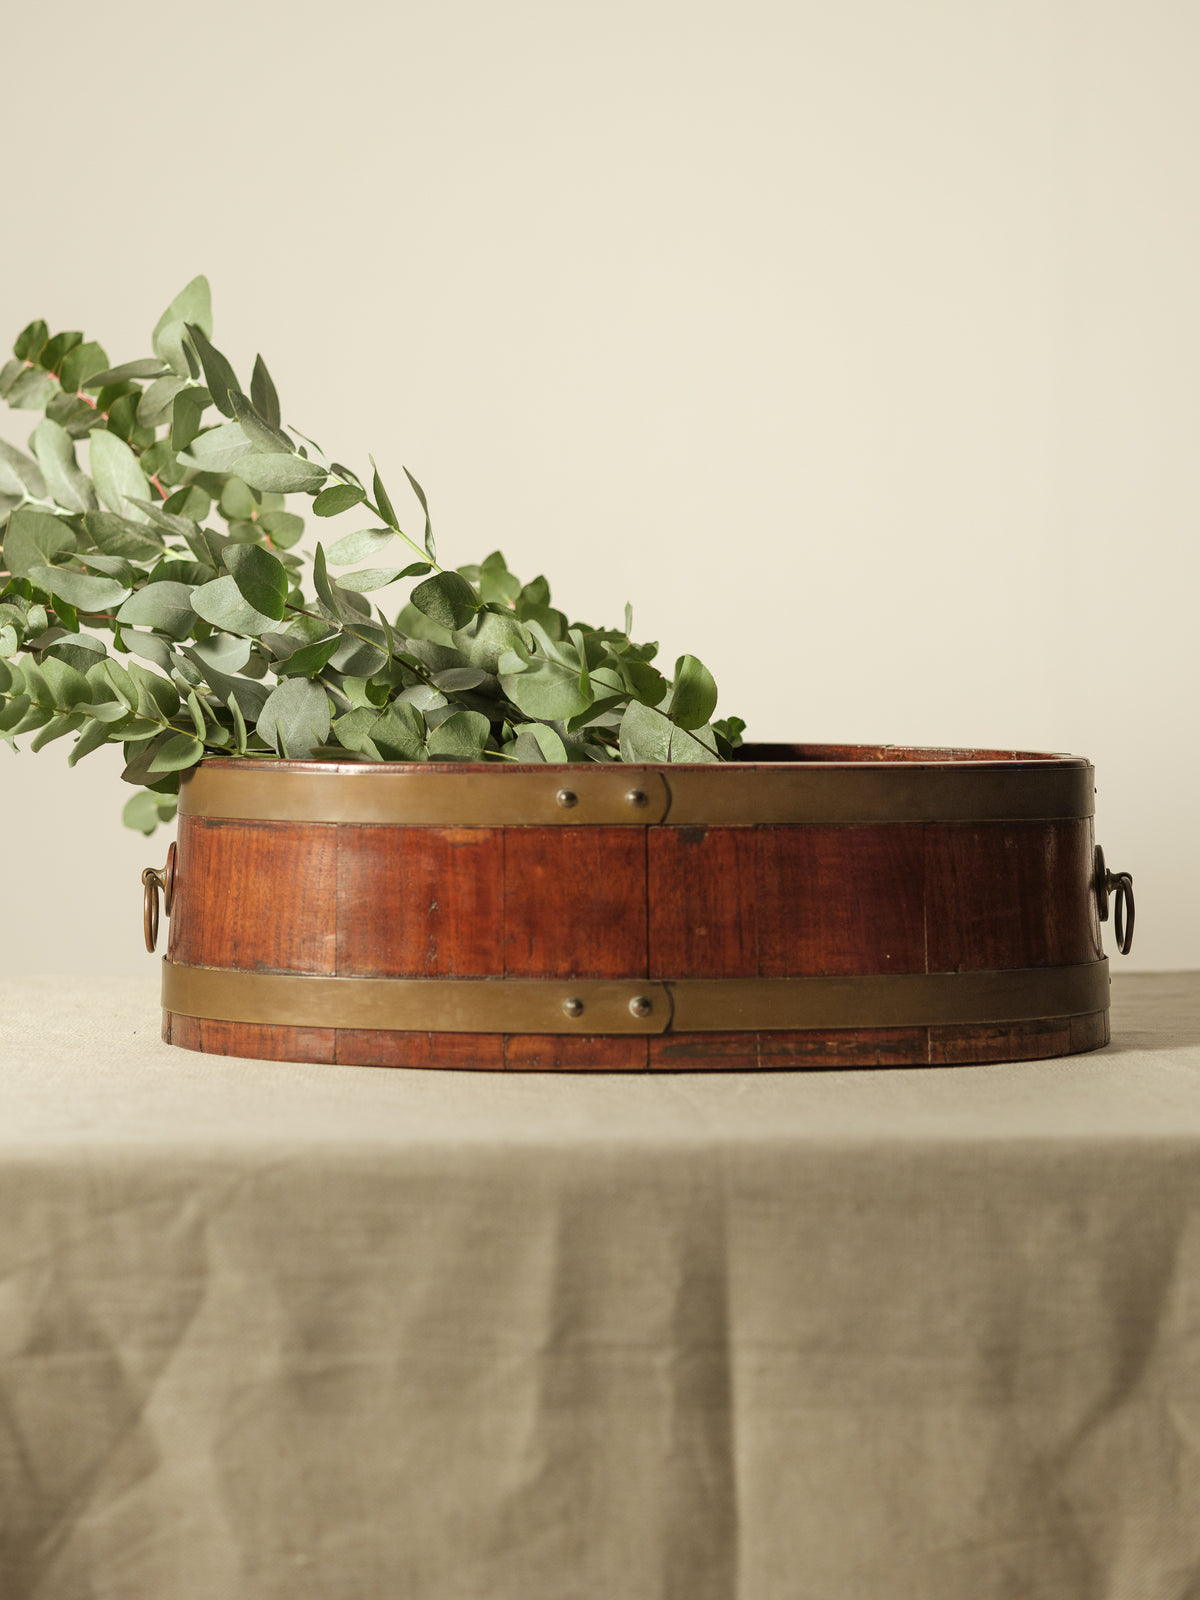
162, 1011, 198, 1049
928, 1016, 1075, 1066
162, 752, 1109, 1071
335, 1029, 505, 1070
1071, 1010, 1110, 1053
650, 1027, 930, 1071
502, 826, 647, 977
649, 1032, 760, 1071
757, 824, 926, 976
336, 826, 504, 977
649, 827, 758, 978
169, 819, 337, 973
503, 1035, 649, 1071
498, 827, 649, 1067
756, 1027, 931, 1068
179, 1018, 338, 1064
924, 820, 1101, 972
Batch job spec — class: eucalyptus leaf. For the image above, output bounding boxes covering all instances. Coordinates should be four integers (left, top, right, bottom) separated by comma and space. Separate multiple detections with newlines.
88, 699, 140, 723
256, 677, 331, 758
404, 466, 436, 561
251, 354, 281, 429
393, 684, 447, 714
410, 571, 477, 631
259, 510, 304, 548
152, 276, 212, 365
5, 368, 56, 409
313, 482, 367, 519
147, 731, 205, 773
619, 699, 717, 763
262, 614, 336, 653
31, 711, 86, 751
162, 485, 211, 522
454, 612, 533, 674
38, 655, 92, 708
117, 582, 197, 640
68, 716, 118, 766
87, 358, 171, 387
336, 566, 408, 593
0, 693, 33, 734
120, 628, 177, 672
329, 629, 389, 677
191, 575, 277, 636
427, 707, 490, 761
325, 527, 395, 565
369, 700, 427, 761
500, 656, 591, 721
670, 653, 718, 730
223, 543, 287, 621
122, 788, 175, 834
89, 430, 150, 522
82, 510, 166, 562
189, 633, 251, 675
58, 341, 109, 395
97, 658, 138, 710
182, 419, 253, 473
6, 699, 52, 737
185, 323, 240, 417
13, 320, 48, 362
530, 723, 568, 762
371, 457, 399, 530
30, 419, 97, 514
37, 332, 83, 373
128, 661, 180, 720
3, 507, 76, 578
154, 321, 195, 379
230, 388, 295, 454
171, 386, 210, 451
331, 706, 384, 760
0, 438, 47, 499
276, 635, 340, 678
28, 566, 131, 611
234, 453, 327, 494
133, 374, 187, 429
180, 646, 271, 719
312, 542, 345, 622
432, 666, 489, 693
218, 476, 257, 521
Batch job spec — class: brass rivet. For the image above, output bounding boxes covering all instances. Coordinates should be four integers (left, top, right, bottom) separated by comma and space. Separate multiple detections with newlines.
629, 995, 653, 1018
556, 788, 578, 809
625, 788, 649, 809
562, 997, 584, 1018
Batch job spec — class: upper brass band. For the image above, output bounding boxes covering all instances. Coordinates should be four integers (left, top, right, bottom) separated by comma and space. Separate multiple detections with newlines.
179, 756, 1095, 827
163, 959, 1110, 1035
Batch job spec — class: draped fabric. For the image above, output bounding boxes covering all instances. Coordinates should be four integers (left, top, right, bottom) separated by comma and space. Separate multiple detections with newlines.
1, 973, 1198, 1600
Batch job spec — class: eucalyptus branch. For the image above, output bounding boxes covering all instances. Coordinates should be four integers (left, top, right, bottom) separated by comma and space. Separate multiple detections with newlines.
0, 275, 744, 834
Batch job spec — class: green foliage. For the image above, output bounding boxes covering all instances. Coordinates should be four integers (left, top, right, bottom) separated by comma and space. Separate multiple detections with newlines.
1, 277, 745, 834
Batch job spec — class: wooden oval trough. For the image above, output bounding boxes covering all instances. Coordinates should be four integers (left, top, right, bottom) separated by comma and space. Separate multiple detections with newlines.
157, 743, 1121, 1071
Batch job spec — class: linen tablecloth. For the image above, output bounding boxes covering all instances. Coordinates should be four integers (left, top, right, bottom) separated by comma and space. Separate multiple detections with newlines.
1, 972, 1198, 1599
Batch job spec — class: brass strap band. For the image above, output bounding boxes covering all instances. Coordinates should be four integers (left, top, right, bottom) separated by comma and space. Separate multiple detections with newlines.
162, 959, 1109, 1035
178, 760, 1095, 826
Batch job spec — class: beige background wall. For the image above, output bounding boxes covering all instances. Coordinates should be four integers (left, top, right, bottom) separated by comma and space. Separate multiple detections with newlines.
1, 0, 1195, 976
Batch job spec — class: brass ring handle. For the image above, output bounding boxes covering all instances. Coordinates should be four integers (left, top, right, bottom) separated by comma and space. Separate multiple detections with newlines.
1094, 845, 1135, 955
141, 842, 177, 954
1109, 871, 1135, 955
